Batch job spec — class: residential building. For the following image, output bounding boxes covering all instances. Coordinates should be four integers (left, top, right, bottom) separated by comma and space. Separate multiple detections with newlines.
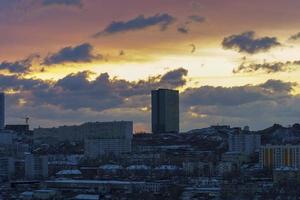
228, 131, 261, 155
151, 89, 179, 134
25, 153, 48, 180
0, 157, 15, 180
84, 121, 133, 158
85, 138, 132, 158
260, 144, 300, 169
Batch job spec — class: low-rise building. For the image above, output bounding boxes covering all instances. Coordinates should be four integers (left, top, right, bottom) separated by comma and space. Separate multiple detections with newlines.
45, 179, 167, 193
85, 138, 131, 158
222, 152, 249, 167
273, 167, 300, 183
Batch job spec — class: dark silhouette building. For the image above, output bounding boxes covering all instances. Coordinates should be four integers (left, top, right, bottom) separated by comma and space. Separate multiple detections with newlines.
151, 89, 179, 134
5, 124, 32, 135
0, 93, 4, 129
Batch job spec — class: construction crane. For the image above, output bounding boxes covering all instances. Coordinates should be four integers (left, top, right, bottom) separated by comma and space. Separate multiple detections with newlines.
25, 116, 29, 125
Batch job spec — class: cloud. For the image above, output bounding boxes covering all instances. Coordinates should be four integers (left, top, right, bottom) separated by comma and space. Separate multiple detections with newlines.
0, 0, 82, 10
119, 50, 125, 56
176, 15, 205, 34
0, 54, 40, 74
93, 13, 175, 37
41, 0, 82, 7
289, 32, 300, 41
190, 44, 196, 53
260, 79, 297, 94
177, 26, 189, 34
181, 79, 295, 107
222, 31, 281, 54
0, 74, 49, 92
188, 15, 205, 23
160, 68, 188, 87
43, 43, 101, 65
233, 60, 300, 74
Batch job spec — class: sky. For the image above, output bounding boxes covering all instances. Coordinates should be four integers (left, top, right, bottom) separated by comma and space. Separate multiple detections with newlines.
1, 0, 300, 132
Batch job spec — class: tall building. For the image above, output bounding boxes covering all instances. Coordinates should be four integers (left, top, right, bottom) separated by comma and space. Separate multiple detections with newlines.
151, 89, 179, 134
0, 93, 4, 129
260, 144, 300, 169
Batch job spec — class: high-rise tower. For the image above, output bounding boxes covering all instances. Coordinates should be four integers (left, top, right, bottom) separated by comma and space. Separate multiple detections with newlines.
0, 93, 4, 129
151, 89, 179, 134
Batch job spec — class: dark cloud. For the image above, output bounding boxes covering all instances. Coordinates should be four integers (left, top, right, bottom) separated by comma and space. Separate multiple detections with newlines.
190, 44, 196, 53
0, 74, 48, 92
176, 15, 205, 34
119, 50, 125, 56
222, 31, 281, 54
233, 60, 300, 74
181, 79, 295, 107
41, 0, 82, 7
188, 15, 205, 23
0, 54, 39, 74
289, 32, 300, 41
260, 79, 297, 94
0, 0, 18, 7
94, 13, 175, 37
43, 43, 101, 65
160, 68, 188, 87
177, 26, 189, 34
0, 0, 82, 10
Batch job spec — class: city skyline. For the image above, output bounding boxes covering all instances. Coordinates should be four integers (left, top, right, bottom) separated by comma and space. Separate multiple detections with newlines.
1, 0, 300, 132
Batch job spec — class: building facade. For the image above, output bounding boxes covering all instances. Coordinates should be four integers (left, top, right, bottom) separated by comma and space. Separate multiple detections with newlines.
85, 138, 132, 158
25, 153, 48, 180
260, 144, 300, 170
84, 121, 133, 158
0, 157, 15, 180
228, 132, 261, 155
151, 89, 179, 134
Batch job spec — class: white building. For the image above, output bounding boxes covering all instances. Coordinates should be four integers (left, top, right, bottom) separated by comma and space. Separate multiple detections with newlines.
228, 131, 261, 155
25, 153, 48, 180
0, 157, 15, 180
84, 121, 133, 158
